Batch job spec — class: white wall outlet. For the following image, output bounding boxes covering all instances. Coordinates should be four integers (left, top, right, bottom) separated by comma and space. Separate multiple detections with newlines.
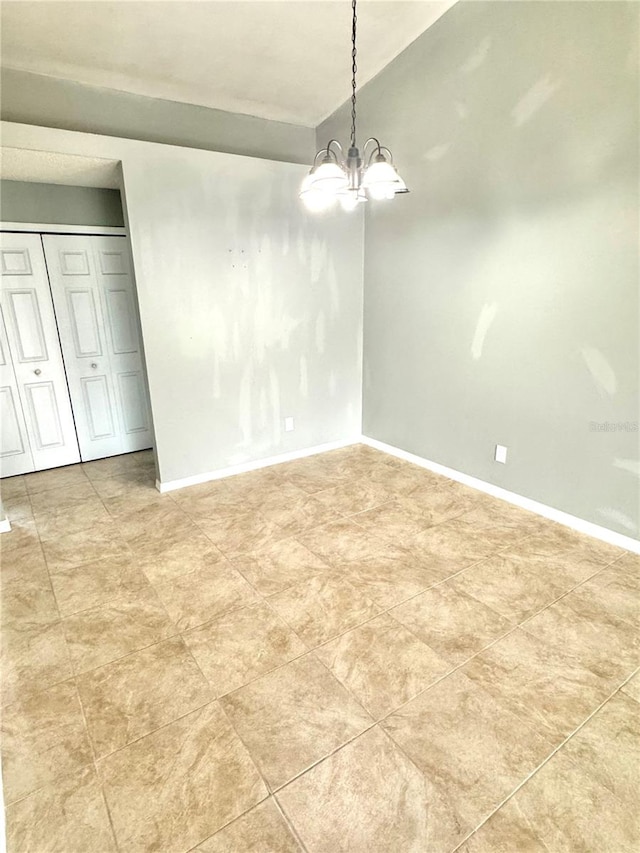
495, 444, 508, 464
284, 417, 295, 432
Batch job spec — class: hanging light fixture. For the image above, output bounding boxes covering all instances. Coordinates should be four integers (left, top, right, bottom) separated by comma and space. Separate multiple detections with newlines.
300, 0, 409, 212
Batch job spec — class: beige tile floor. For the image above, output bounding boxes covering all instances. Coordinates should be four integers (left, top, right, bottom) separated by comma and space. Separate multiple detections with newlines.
1, 445, 638, 852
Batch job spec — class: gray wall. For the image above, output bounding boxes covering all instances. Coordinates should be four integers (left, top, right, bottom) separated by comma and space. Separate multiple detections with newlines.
319, 0, 640, 539
1, 180, 124, 226
1, 68, 315, 165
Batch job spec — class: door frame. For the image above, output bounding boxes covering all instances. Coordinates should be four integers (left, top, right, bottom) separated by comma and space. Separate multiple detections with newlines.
1, 223, 127, 236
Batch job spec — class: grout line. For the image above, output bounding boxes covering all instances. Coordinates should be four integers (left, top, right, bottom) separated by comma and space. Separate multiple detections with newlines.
449, 664, 640, 852
272, 794, 311, 853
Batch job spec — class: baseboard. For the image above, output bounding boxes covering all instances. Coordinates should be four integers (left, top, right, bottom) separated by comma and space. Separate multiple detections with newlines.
361, 435, 640, 555
0, 517, 11, 534
156, 437, 360, 494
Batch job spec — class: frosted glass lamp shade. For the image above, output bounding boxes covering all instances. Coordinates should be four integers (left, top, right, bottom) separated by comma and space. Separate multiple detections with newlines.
309, 159, 349, 192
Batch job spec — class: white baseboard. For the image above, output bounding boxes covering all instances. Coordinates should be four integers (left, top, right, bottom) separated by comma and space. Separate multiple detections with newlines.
0, 517, 11, 534
361, 435, 640, 555
156, 437, 360, 494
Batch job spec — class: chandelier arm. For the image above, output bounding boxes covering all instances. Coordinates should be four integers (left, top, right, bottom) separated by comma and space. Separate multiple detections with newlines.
326, 139, 346, 161
350, 0, 358, 149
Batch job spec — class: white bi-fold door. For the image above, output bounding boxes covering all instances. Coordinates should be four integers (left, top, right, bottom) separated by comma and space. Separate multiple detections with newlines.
43, 235, 153, 462
0, 233, 81, 475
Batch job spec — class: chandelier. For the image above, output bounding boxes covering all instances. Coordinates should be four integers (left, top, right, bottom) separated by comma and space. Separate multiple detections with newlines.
300, 0, 409, 212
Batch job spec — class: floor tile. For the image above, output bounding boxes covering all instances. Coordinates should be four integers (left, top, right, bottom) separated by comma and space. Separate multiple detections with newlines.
403, 516, 515, 573
463, 746, 639, 853
82, 450, 155, 481
1, 489, 34, 521
282, 457, 351, 494
33, 495, 112, 539
315, 613, 451, 718
183, 601, 306, 697
269, 573, 381, 648
1, 570, 59, 626
463, 628, 612, 739
152, 559, 259, 631
23, 465, 90, 495
41, 519, 130, 573
313, 479, 395, 516
2, 618, 72, 706
117, 501, 201, 555
515, 525, 623, 583
6, 766, 117, 853
135, 531, 224, 584
278, 726, 430, 853
2, 680, 93, 803
258, 487, 340, 536
99, 701, 267, 853
391, 582, 514, 666
196, 799, 302, 852
28, 481, 98, 514
571, 558, 640, 629
622, 671, 640, 703
78, 636, 212, 757
296, 519, 388, 567
521, 581, 640, 684
63, 586, 176, 674
337, 547, 443, 607
50, 554, 150, 616
560, 692, 639, 808
172, 485, 250, 521
196, 511, 288, 558
382, 670, 555, 851
452, 548, 574, 623
0, 474, 27, 501
221, 654, 372, 789
231, 537, 329, 596
351, 481, 478, 542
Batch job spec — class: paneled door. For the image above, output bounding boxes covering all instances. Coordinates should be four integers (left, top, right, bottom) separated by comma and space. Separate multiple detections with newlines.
0, 233, 81, 475
0, 307, 35, 476
43, 234, 153, 462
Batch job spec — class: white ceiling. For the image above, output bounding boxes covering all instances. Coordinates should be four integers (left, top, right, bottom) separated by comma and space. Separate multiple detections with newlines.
0, 1, 456, 127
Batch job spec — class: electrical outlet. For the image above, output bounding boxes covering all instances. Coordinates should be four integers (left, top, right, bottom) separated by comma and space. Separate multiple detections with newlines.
495, 444, 507, 464
284, 417, 295, 432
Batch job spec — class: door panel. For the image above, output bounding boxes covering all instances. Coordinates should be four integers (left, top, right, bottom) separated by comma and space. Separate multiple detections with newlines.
1, 234, 80, 475
0, 310, 35, 476
6, 290, 48, 361
43, 235, 153, 462
24, 381, 65, 449
81, 375, 117, 440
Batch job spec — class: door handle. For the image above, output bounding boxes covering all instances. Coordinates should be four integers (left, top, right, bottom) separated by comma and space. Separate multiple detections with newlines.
91, 363, 98, 369
34, 368, 42, 376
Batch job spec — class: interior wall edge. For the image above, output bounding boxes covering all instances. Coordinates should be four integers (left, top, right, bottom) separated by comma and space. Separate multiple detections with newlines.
155, 437, 361, 493
362, 435, 640, 553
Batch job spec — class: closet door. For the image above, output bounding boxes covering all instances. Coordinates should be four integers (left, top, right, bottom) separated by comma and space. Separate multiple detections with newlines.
0, 233, 81, 474
43, 235, 153, 462
0, 307, 35, 476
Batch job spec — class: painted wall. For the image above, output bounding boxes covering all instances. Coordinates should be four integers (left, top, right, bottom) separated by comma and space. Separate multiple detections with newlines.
1, 68, 315, 165
318, 0, 640, 539
0, 180, 124, 226
2, 123, 363, 485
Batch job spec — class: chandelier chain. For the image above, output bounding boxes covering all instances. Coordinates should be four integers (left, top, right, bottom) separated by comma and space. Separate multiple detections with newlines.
350, 0, 357, 149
